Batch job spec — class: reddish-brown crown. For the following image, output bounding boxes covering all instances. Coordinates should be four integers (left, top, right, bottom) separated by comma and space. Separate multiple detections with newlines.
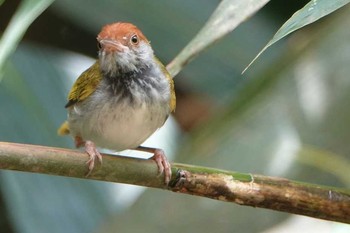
97, 22, 148, 46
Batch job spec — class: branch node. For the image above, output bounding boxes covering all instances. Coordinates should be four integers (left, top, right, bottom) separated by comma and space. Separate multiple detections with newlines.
169, 169, 187, 188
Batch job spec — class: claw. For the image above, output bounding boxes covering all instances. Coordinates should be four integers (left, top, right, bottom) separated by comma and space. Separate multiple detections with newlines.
85, 140, 102, 176
135, 146, 172, 185
149, 149, 172, 185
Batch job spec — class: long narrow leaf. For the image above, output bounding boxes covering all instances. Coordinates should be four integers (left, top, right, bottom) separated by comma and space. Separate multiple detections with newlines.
0, 0, 54, 80
243, 0, 350, 73
167, 0, 270, 77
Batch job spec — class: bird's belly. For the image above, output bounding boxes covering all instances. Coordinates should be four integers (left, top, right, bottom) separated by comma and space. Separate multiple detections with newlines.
69, 101, 167, 151
93, 105, 165, 150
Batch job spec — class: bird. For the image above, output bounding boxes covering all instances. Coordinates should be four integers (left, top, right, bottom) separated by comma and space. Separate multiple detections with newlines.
58, 22, 176, 184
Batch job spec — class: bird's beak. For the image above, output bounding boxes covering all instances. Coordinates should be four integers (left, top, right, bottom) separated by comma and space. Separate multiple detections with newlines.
99, 39, 124, 53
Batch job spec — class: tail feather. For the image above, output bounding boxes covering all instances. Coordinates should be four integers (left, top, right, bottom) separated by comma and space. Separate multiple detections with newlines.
57, 121, 70, 136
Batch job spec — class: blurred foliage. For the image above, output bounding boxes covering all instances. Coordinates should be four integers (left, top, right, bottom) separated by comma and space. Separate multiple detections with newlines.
244, 0, 350, 72
0, 0, 53, 79
166, 0, 270, 77
0, 0, 350, 233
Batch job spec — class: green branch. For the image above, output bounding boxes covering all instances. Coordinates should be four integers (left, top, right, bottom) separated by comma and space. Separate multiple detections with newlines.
0, 141, 349, 223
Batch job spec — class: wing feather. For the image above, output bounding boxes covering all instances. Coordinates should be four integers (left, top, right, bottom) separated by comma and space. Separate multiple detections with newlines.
154, 57, 176, 112
65, 61, 102, 108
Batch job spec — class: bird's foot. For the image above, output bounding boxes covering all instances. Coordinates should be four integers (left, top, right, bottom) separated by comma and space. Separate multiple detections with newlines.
85, 140, 103, 176
136, 146, 172, 185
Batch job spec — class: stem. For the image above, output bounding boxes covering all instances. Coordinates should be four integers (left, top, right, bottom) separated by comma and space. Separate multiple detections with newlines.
0, 141, 349, 223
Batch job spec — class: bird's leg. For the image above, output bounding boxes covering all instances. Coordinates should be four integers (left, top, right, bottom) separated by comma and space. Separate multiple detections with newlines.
135, 146, 172, 185
74, 137, 102, 176
74, 136, 85, 148
85, 141, 103, 176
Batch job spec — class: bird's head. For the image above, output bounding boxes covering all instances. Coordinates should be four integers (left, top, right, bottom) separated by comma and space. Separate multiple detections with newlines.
97, 22, 154, 76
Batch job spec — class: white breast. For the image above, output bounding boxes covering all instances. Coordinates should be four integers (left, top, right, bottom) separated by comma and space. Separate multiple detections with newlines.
67, 82, 170, 151
90, 101, 167, 150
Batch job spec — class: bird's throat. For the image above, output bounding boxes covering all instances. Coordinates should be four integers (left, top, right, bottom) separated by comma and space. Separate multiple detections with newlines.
100, 61, 169, 110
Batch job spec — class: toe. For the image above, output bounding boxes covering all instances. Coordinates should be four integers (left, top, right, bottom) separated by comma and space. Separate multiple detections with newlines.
84, 140, 102, 176
150, 149, 172, 185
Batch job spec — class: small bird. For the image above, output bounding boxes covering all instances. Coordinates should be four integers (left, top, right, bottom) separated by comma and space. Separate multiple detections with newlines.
58, 22, 176, 184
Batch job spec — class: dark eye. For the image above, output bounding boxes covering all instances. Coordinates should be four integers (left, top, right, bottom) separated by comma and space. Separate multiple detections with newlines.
131, 34, 138, 44
97, 41, 102, 50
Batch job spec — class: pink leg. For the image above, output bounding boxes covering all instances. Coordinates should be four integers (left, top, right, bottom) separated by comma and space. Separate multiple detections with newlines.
136, 146, 172, 185
74, 137, 102, 175
74, 136, 85, 148
84, 140, 103, 176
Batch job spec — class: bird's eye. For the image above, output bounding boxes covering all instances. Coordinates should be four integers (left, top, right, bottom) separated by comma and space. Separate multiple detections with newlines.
97, 41, 102, 50
131, 34, 139, 44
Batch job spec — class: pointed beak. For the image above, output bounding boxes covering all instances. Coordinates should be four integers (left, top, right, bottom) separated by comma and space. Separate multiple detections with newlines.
98, 39, 124, 53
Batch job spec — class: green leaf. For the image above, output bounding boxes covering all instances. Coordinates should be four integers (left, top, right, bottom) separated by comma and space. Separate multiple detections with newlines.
0, 0, 54, 80
297, 145, 350, 187
243, 0, 350, 73
166, 0, 270, 77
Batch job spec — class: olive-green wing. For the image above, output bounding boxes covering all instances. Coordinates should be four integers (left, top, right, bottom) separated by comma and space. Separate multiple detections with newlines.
65, 61, 102, 108
154, 57, 176, 112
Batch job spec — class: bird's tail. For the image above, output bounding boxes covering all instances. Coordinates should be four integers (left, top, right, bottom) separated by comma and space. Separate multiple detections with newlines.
57, 121, 70, 136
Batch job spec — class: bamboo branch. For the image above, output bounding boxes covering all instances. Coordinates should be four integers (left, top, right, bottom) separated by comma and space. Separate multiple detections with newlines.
0, 141, 349, 223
